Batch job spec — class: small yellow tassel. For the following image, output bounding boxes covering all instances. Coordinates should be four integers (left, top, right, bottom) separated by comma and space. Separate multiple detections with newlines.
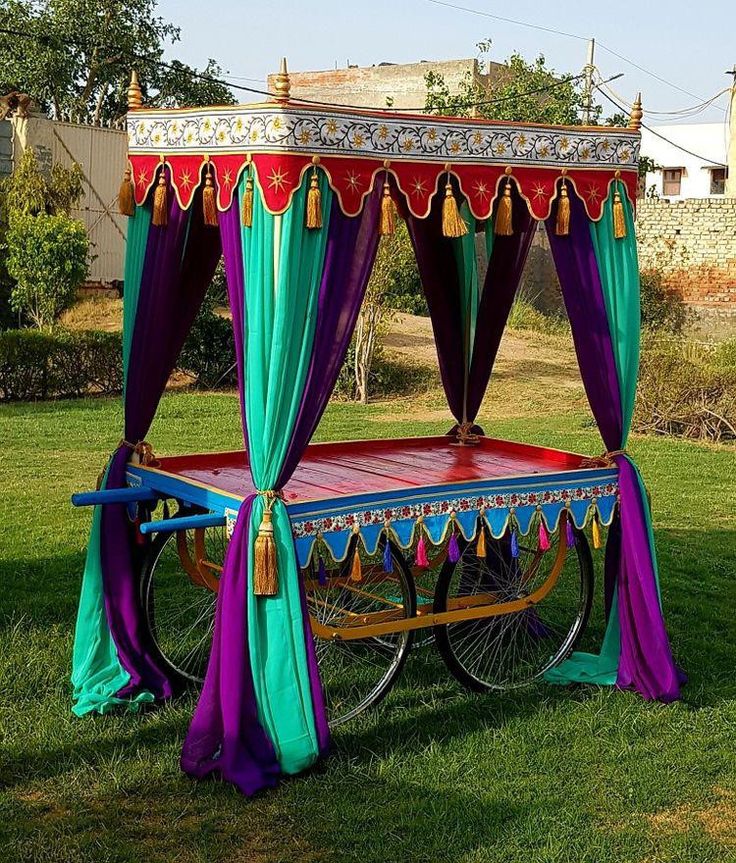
495, 180, 513, 236
202, 167, 218, 226
476, 527, 486, 558
241, 173, 254, 228
306, 168, 322, 229
592, 513, 602, 550
152, 166, 168, 227
379, 181, 395, 236
555, 181, 570, 236
118, 167, 135, 216
253, 507, 278, 596
350, 547, 363, 583
613, 188, 627, 239
442, 179, 468, 238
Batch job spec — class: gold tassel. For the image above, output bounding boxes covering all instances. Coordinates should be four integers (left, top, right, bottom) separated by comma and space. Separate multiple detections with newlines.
306, 168, 322, 229
379, 180, 395, 236
118, 167, 135, 217
350, 547, 363, 583
253, 506, 278, 596
202, 166, 218, 227
476, 527, 486, 558
241, 171, 254, 228
152, 166, 168, 227
613, 187, 627, 239
442, 179, 468, 238
592, 513, 602, 550
555, 181, 570, 236
495, 180, 513, 236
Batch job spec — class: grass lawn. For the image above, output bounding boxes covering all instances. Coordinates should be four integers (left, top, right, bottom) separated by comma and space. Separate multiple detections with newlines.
1, 388, 735, 863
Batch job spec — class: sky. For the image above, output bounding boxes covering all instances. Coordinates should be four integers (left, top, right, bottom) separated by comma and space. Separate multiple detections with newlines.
157, 0, 735, 125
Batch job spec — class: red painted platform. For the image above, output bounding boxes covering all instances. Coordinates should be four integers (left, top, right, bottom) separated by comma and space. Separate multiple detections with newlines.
154, 436, 590, 505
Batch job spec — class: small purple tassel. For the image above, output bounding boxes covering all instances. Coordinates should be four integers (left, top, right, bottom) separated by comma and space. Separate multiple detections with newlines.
448, 531, 460, 563
383, 536, 394, 573
317, 555, 327, 586
566, 518, 576, 548
416, 533, 429, 568
510, 529, 519, 559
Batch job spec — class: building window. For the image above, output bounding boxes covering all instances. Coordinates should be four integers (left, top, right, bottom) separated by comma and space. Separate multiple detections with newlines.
710, 168, 726, 195
662, 168, 682, 196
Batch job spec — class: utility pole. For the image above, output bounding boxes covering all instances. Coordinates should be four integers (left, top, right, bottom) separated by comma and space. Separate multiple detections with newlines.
582, 38, 595, 125
725, 65, 736, 197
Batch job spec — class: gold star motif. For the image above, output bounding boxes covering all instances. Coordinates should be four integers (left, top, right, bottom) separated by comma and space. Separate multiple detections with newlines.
268, 166, 290, 193
538, 144, 549, 158
326, 119, 338, 136
298, 128, 312, 145
587, 184, 601, 203
410, 176, 428, 198
494, 142, 507, 156
401, 137, 415, 152
518, 133, 527, 147
378, 124, 389, 140
203, 119, 212, 132
136, 169, 149, 189
352, 132, 365, 148
473, 180, 490, 202
532, 182, 547, 201
560, 136, 569, 149
235, 118, 243, 132
450, 140, 461, 154
217, 130, 227, 143
621, 148, 631, 162
222, 168, 233, 187
179, 169, 192, 190
472, 131, 483, 146
272, 117, 282, 130
250, 129, 260, 143
601, 139, 611, 151
580, 146, 591, 160
427, 129, 437, 142
345, 171, 362, 193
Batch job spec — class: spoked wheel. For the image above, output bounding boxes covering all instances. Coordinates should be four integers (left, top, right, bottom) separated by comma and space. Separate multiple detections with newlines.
305, 539, 416, 727
140, 523, 225, 686
433, 524, 593, 692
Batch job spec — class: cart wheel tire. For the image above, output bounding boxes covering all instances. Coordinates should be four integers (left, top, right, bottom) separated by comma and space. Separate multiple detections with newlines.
433, 527, 593, 693
140, 525, 224, 688
307, 539, 416, 727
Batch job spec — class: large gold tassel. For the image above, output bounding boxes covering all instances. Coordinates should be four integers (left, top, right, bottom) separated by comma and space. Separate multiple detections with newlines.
118, 167, 135, 217
476, 525, 487, 558
241, 170, 254, 228
591, 512, 602, 550
306, 168, 322, 229
202, 165, 218, 227
555, 180, 570, 236
495, 179, 513, 236
253, 501, 278, 596
152, 165, 168, 227
613, 187, 627, 239
350, 547, 363, 583
379, 180, 395, 236
442, 177, 468, 238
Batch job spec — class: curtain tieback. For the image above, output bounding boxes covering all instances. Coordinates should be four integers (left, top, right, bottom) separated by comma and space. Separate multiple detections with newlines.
454, 422, 481, 447
253, 490, 284, 597
117, 439, 160, 466
581, 449, 630, 468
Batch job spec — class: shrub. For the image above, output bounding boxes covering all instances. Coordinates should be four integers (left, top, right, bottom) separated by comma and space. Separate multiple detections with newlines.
333, 341, 436, 401
639, 269, 690, 335
178, 300, 237, 389
6, 213, 89, 329
0, 329, 122, 401
506, 297, 569, 335
634, 336, 736, 442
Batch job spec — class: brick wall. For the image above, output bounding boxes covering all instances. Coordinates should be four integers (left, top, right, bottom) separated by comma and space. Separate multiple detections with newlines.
636, 198, 736, 316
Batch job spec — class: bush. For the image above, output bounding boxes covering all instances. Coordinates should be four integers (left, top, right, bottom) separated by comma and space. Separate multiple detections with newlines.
6, 213, 89, 329
333, 340, 436, 401
639, 269, 691, 335
634, 336, 736, 442
506, 298, 569, 335
0, 329, 122, 401
178, 301, 236, 389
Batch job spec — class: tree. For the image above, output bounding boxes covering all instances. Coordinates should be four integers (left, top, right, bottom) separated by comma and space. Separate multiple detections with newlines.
425, 42, 598, 125
0, 0, 235, 126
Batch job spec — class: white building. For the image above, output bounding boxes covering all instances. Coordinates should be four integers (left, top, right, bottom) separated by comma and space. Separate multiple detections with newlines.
641, 123, 728, 200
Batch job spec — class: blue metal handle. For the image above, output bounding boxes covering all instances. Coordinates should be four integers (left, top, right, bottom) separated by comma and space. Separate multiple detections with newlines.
71, 488, 159, 507
138, 513, 226, 535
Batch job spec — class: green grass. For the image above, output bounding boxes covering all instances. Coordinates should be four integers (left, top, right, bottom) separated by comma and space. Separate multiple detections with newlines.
1, 393, 735, 863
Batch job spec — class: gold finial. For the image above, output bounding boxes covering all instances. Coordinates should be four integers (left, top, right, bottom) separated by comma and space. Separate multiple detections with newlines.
272, 57, 291, 103
127, 70, 143, 110
628, 92, 643, 131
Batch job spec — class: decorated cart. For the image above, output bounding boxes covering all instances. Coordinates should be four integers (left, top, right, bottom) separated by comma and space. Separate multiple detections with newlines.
71, 62, 682, 796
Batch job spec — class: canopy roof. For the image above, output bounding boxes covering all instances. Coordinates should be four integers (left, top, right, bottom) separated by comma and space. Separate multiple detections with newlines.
127, 96, 641, 221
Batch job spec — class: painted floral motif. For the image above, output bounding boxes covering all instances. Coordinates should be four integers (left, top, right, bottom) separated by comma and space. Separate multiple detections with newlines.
291, 482, 618, 539
128, 106, 639, 169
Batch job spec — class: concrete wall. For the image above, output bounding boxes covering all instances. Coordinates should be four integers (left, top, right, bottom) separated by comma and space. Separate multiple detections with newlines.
0, 119, 12, 177
636, 198, 736, 317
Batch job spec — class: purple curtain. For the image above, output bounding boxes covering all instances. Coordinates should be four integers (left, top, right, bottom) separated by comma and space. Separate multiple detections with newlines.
102, 189, 222, 698
547, 188, 681, 702
406, 183, 536, 427
182, 185, 382, 792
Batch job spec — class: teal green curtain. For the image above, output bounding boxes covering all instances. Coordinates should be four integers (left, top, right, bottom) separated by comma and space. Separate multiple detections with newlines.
122, 205, 152, 393
241, 173, 332, 773
453, 203, 479, 419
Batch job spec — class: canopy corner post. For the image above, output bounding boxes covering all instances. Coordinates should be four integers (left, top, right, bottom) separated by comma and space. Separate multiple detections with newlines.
272, 57, 291, 103
628, 93, 643, 131
127, 70, 143, 111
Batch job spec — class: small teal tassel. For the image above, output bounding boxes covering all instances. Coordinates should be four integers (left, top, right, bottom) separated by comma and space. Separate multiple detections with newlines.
566, 518, 576, 548
510, 529, 519, 559
383, 535, 394, 573
448, 531, 460, 563
317, 554, 327, 586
